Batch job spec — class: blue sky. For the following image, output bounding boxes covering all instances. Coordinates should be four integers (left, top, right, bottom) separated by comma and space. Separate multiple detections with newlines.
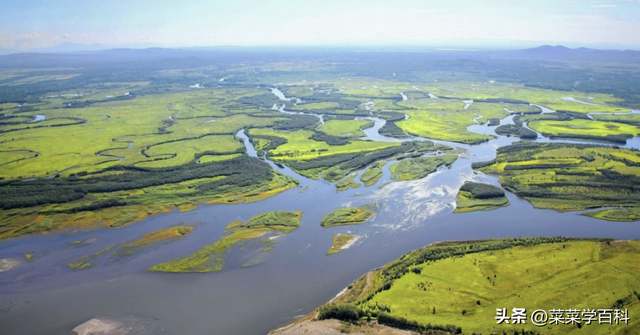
1, 0, 639, 50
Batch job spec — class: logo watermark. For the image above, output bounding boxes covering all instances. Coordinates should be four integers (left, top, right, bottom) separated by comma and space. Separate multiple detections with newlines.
496, 308, 629, 327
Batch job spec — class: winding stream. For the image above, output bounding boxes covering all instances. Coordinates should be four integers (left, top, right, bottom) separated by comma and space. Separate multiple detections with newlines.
1, 88, 640, 335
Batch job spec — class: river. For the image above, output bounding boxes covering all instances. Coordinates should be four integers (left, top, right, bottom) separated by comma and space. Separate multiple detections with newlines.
1, 89, 640, 335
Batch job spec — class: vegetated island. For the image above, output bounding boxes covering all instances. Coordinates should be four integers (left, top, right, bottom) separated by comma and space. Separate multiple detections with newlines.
336, 174, 362, 192
270, 237, 640, 335
473, 142, 640, 220
149, 211, 302, 273
67, 244, 115, 270
389, 155, 458, 181
321, 207, 375, 228
113, 225, 193, 258
454, 181, 509, 213
66, 225, 194, 269
327, 233, 359, 256
360, 161, 385, 187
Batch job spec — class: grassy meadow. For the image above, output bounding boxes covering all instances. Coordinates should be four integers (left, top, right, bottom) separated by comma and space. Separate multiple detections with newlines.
324, 238, 640, 335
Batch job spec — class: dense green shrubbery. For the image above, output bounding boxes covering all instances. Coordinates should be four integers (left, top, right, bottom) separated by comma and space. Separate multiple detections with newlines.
459, 182, 505, 199
41, 198, 128, 214
0, 156, 273, 209
378, 313, 462, 335
376, 111, 406, 122
318, 303, 363, 321
272, 115, 320, 131
284, 141, 446, 181
309, 131, 351, 145
285, 152, 362, 171
248, 134, 288, 157
378, 121, 409, 138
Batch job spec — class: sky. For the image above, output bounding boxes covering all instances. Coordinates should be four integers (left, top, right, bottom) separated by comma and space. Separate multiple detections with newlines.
1, 0, 639, 51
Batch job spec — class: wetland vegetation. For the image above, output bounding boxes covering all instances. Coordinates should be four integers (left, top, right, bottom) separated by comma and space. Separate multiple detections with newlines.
327, 233, 358, 255
2, 46, 639, 239
475, 142, 640, 215
149, 211, 302, 273
310, 237, 640, 335
389, 155, 458, 181
321, 207, 375, 228
454, 182, 509, 213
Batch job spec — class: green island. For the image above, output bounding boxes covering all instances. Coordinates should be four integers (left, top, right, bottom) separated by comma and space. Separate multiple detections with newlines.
67, 244, 114, 269
360, 161, 385, 187
454, 182, 509, 213
276, 238, 640, 335
389, 155, 458, 181
113, 225, 193, 257
586, 209, 640, 222
327, 233, 358, 255
149, 211, 301, 273
473, 142, 640, 217
336, 174, 362, 192
321, 207, 375, 227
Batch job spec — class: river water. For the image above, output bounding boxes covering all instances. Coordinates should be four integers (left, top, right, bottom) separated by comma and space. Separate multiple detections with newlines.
1, 89, 640, 335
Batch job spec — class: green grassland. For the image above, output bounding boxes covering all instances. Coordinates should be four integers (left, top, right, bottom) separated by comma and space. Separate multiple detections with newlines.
584, 209, 640, 222
454, 182, 509, 213
249, 128, 400, 161
420, 81, 629, 114
198, 153, 243, 164
259, 139, 451, 182
324, 238, 640, 335
396, 99, 494, 144
3, 60, 640, 243
475, 142, 640, 214
321, 207, 375, 227
592, 113, 640, 125
466, 102, 515, 123
327, 233, 358, 255
138, 135, 245, 168
528, 119, 640, 143
149, 211, 302, 272
317, 119, 373, 138
0, 88, 287, 180
389, 155, 458, 181
0, 83, 304, 239
248, 128, 415, 180
289, 101, 341, 111
0, 157, 298, 239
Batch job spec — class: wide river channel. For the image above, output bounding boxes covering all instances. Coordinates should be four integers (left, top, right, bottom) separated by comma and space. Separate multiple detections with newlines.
1, 89, 640, 335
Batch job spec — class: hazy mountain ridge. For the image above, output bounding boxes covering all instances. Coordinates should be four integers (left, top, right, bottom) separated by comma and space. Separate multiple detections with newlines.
497, 44, 640, 63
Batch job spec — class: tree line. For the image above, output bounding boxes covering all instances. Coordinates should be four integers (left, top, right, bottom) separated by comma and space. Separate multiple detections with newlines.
0, 156, 273, 210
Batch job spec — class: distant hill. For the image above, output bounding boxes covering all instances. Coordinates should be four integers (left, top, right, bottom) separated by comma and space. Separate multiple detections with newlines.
496, 45, 640, 63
